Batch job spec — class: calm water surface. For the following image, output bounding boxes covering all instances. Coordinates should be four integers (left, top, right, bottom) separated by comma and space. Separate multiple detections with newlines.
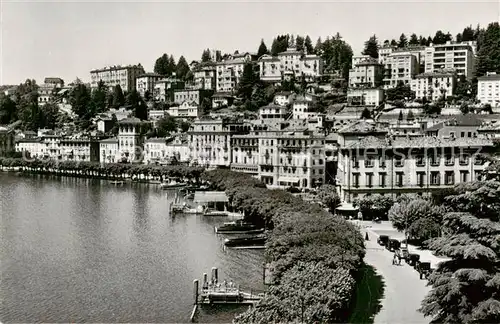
0, 173, 264, 323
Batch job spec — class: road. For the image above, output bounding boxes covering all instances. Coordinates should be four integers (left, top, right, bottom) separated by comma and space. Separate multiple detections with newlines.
358, 221, 439, 324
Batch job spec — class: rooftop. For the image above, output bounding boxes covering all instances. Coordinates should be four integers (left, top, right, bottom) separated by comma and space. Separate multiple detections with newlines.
194, 191, 229, 203
425, 114, 483, 131
478, 73, 500, 81
345, 135, 493, 149
100, 138, 119, 143
118, 117, 145, 124
338, 120, 388, 135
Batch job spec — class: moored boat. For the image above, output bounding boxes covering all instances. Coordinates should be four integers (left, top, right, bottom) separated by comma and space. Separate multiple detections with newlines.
109, 180, 125, 185
215, 220, 264, 234
224, 234, 266, 247
160, 180, 187, 189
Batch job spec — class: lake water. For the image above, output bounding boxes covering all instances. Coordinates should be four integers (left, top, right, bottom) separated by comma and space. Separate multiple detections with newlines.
0, 173, 264, 323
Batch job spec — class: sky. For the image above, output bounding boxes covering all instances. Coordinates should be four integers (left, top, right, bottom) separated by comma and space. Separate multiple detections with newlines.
1, 0, 499, 85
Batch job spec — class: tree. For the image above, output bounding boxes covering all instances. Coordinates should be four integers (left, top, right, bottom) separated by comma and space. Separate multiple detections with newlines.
461, 25, 475, 42
383, 39, 390, 47
304, 35, 313, 54
419, 36, 427, 46
362, 35, 379, 58
69, 83, 91, 119
456, 33, 463, 43
91, 80, 107, 113
385, 82, 415, 101
144, 90, 152, 102
179, 120, 190, 133
353, 194, 394, 220
398, 33, 408, 48
257, 39, 269, 57
427, 36, 433, 45
112, 85, 125, 108
126, 90, 147, 120
175, 56, 190, 80
200, 97, 211, 113
420, 181, 500, 323
360, 107, 371, 119
201, 49, 212, 62
237, 63, 258, 100
460, 102, 470, 114
432, 30, 447, 45
475, 22, 500, 77
167, 55, 176, 75
409, 33, 419, 45
314, 37, 322, 55
295, 35, 305, 52
156, 115, 177, 136
390, 39, 398, 47
316, 184, 340, 212
407, 109, 414, 121
39, 102, 60, 129
0, 95, 17, 124
388, 198, 446, 243
154, 53, 169, 75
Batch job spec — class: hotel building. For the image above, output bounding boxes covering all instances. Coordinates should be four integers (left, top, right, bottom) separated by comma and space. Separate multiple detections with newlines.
90, 64, 145, 92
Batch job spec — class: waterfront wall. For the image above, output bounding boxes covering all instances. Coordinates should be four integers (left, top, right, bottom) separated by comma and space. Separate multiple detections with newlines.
202, 169, 365, 323
0, 157, 204, 181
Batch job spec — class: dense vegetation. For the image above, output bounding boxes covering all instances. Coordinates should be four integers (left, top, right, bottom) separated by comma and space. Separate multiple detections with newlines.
0, 157, 204, 179
202, 169, 365, 323
420, 180, 500, 323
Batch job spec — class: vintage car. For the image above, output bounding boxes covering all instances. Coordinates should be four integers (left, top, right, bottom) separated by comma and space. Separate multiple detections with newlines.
377, 235, 390, 246
395, 247, 409, 261
386, 239, 401, 252
407, 253, 420, 267
416, 261, 432, 279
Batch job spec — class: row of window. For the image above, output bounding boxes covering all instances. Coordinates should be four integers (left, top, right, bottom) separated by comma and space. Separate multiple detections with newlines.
352, 154, 484, 168
352, 170, 482, 187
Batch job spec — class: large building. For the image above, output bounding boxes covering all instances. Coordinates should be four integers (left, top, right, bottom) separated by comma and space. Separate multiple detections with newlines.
154, 77, 185, 102
193, 64, 217, 90
348, 56, 384, 89
136, 73, 162, 98
477, 72, 500, 107
347, 88, 384, 106
144, 135, 190, 165
216, 52, 257, 93
337, 135, 493, 202
410, 71, 457, 101
90, 64, 145, 92
117, 117, 151, 163
59, 139, 100, 162
382, 52, 420, 89
232, 121, 325, 189
187, 118, 248, 167
173, 89, 212, 106
258, 47, 323, 83
168, 101, 203, 118
424, 41, 475, 80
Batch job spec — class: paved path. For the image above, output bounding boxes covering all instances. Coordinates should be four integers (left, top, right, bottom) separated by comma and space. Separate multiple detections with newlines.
351, 221, 445, 324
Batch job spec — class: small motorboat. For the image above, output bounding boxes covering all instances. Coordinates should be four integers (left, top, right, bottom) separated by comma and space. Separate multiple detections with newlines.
224, 234, 266, 247
109, 180, 125, 185
215, 220, 264, 234
203, 208, 228, 217
160, 180, 187, 190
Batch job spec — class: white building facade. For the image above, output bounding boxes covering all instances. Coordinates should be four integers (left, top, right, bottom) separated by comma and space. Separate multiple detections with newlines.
477, 73, 500, 107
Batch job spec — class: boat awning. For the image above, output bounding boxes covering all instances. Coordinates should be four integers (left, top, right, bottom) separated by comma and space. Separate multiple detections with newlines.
336, 202, 359, 212
194, 191, 229, 203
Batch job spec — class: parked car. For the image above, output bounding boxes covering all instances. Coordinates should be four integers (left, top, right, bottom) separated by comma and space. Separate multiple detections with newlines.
386, 239, 401, 252
407, 253, 420, 267
377, 235, 390, 246
416, 262, 432, 280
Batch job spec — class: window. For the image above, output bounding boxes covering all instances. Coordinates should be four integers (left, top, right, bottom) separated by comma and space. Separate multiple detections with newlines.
430, 153, 440, 166
379, 173, 386, 188
445, 171, 455, 185
352, 155, 359, 168
460, 171, 469, 183
416, 155, 425, 166
379, 155, 386, 167
395, 156, 404, 167
417, 172, 425, 187
445, 155, 454, 166
366, 173, 373, 187
459, 154, 469, 165
353, 173, 360, 187
396, 172, 404, 187
431, 172, 440, 185
365, 156, 374, 168
461, 132, 465, 137
475, 171, 483, 181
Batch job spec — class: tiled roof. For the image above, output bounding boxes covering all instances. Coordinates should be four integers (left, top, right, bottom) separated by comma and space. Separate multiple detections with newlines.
100, 138, 118, 143
118, 117, 144, 124
338, 120, 389, 134
346, 136, 493, 149
426, 114, 484, 131
414, 71, 456, 78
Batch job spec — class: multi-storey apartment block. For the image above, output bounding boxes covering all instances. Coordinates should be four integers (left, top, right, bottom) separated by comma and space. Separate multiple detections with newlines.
382, 52, 420, 89
258, 47, 323, 83
347, 88, 384, 106
154, 77, 185, 102
424, 41, 475, 80
477, 72, 500, 107
216, 52, 257, 93
90, 64, 145, 92
144, 136, 190, 165
168, 101, 203, 118
348, 57, 384, 89
193, 64, 217, 90
136, 73, 162, 98
259, 104, 289, 121
410, 71, 456, 101
337, 135, 493, 202
99, 138, 119, 163
117, 117, 151, 163
187, 118, 248, 167
173, 89, 212, 106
